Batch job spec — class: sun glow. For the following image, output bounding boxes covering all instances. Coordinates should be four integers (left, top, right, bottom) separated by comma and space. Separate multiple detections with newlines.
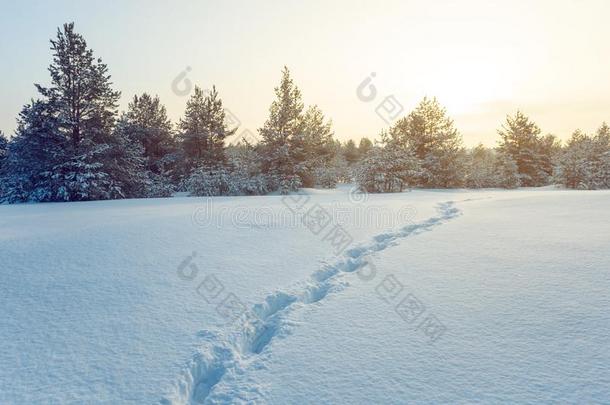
2, 0, 610, 143
423, 61, 513, 115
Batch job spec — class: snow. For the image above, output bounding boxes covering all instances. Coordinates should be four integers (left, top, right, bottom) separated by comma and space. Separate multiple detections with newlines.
1, 187, 609, 403
255, 191, 610, 404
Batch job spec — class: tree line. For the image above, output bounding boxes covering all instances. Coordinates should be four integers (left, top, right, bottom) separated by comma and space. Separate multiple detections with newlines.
1, 23, 609, 203
354, 100, 608, 192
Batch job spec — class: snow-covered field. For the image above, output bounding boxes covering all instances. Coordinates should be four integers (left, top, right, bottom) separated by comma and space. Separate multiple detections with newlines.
1, 187, 609, 404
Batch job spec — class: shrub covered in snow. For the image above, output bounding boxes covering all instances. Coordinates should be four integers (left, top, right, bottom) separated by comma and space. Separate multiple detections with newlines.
494, 152, 520, 189
313, 164, 339, 189
557, 125, 610, 189
144, 173, 175, 198
356, 147, 420, 193
464, 146, 521, 189
279, 174, 302, 194
464, 145, 497, 188
186, 166, 270, 196
187, 166, 235, 196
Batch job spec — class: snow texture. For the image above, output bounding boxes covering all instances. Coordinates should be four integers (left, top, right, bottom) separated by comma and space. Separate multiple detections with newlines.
1, 187, 609, 404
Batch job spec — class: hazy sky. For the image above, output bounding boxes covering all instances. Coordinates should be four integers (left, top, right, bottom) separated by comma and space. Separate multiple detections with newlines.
1, 0, 609, 146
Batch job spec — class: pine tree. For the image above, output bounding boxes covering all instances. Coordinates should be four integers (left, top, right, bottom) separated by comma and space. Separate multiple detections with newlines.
558, 125, 610, 189
2, 37, 64, 201
329, 145, 351, 184
117, 93, 175, 174
356, 135, 421, 193
497, 111, 551, 187
187, 143, 269, 197
115, 93, 176, 196
37, 23, 121, 151
539, 134, 562, 181
179, 86, 235, 173
4, 22, 146, 202
296, 105, 336, 187
259, 67, 304, 189
559, 130, 593, 189
493, 151, 520, 189
388, 97, 464, 187
358, 137, 373, 159
591, 123, 610, 188
464, 145, 520, 189
0, 131, 7, 199
2, 100, 68, 202
0, 130, 7, 170
464, 144, 497, 188
227, 142, 264, 178
343, 139, 360, 165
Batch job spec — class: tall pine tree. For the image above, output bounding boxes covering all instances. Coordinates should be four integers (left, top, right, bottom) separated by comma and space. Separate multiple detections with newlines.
558, 124, 610, 189
116, 93, 175, 174
179, 86, 235, 173
497, 111, 552, 187
388, 97, 464, 187
258, 67, 337, 190
259, 67, 305, 187
295, 105, 336, 187
591, 123, 610, 188
3, 100, 69, 202
343, 139, 360, 165
4, 22, 147, 202
37, 23, 120, 149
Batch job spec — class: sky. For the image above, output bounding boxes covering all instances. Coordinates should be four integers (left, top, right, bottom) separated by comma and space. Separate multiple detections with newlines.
1, 0, 609, 146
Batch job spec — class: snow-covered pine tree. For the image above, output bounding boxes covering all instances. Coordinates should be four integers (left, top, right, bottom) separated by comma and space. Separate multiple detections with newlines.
179, 86, 235, 175
539, 134, 562, 182
358, 137, 373, 160
44, 144, 123, 201
333, 151, 351, 183
115, 93, 176, 196
40, 23, 121, 148
558, 125, 610, 190
258, 67, 305, 191
387, 97, 465, 188
179, 86, 247, 195
186, 164, 269, 197
226, 143, 269, 195
296, 105, 336, 187
5, 22, 146, 202
591, 123, 610, 188
559, 130, 595, 189
497, 111, 552, 187
0, 130, 6, 199
117, 94, 175, 174
0, 130, 7, 171
356, 135, 421, 193
1, 100, 68, 202
227, 142, 263, 178
342, 138, 373, 182
561, 130, 586, 188
3, 98, 123, 202
343, 139, 360, 165
464, 144, 497, 188
312, 135, 343, 189
493, 151, 520, 189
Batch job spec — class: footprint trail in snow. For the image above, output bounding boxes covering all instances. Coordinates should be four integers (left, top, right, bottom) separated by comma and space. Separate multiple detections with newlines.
162, 200, 462, 404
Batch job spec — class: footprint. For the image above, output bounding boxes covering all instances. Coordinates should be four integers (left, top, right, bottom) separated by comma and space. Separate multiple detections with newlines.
164, 201, 462, 404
